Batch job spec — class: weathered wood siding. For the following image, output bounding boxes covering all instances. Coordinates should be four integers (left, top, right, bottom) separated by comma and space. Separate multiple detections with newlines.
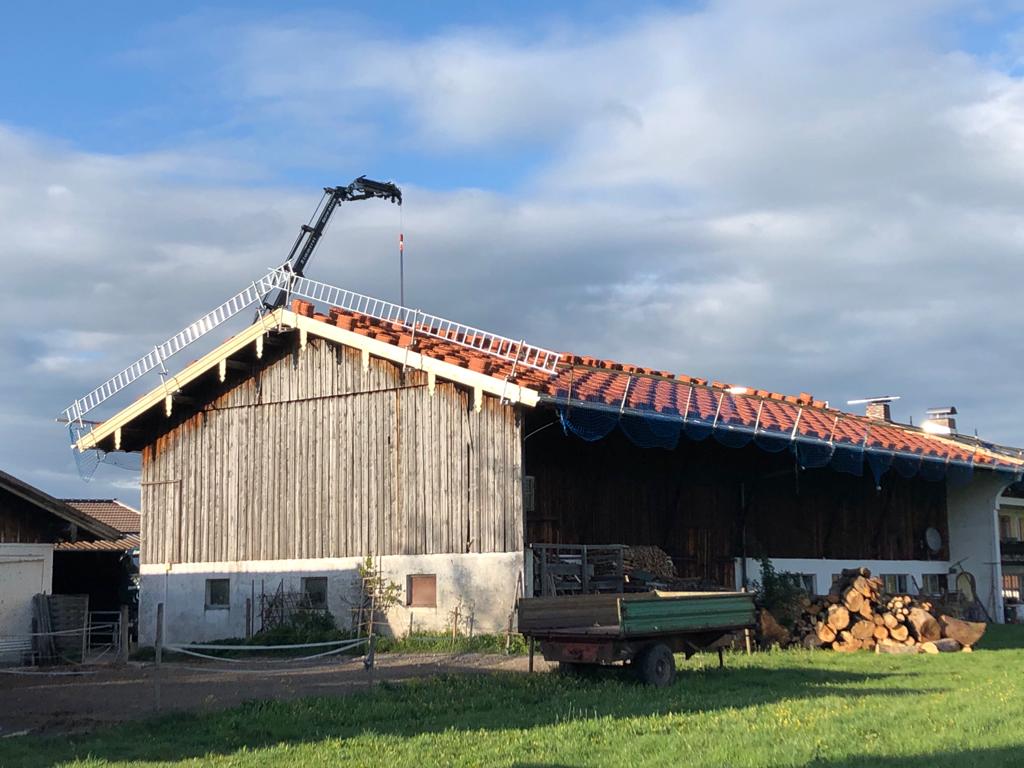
525, 420, 949, 587
0, 493, 66, 543
140, 337, 523, 565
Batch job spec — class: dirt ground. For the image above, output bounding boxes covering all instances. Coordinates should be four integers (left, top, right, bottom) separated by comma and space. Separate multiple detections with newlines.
0, 653, 555, 737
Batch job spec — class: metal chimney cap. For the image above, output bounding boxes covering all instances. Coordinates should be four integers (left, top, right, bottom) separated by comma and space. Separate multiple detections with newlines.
847, 395, 901, 405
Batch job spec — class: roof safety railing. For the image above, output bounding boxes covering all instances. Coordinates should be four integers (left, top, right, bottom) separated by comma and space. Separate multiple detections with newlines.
279, 271, 563, 374
60, 268, 562, 425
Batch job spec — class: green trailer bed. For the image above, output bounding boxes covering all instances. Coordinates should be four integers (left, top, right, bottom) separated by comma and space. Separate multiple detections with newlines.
518, 590, 756, 686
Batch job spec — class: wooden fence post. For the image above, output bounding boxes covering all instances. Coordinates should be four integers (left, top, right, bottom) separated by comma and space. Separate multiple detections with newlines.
118, 605, 129, 664
155, 602, 164, 666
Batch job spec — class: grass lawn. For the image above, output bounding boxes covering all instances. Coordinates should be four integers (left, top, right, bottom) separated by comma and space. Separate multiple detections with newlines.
4, 625, 1024, 768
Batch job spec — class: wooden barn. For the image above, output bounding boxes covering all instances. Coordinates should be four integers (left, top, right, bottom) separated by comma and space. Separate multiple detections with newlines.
73, 287, 1024, 644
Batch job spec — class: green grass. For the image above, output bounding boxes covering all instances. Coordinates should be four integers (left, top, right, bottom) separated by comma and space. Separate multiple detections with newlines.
6, 626, 1024, 767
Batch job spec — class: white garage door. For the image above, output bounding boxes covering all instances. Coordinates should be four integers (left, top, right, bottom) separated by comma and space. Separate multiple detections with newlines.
0, 547, 52, 663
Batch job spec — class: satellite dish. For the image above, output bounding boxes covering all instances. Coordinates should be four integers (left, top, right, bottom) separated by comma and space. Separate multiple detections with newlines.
925, 527, 943, 553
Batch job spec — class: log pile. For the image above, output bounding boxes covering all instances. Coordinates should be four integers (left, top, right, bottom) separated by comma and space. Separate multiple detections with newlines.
790, 567, 985, 654
623, 546, 676, 581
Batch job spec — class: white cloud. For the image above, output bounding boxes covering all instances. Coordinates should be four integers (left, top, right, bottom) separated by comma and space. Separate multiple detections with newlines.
5, 1, 1024, 503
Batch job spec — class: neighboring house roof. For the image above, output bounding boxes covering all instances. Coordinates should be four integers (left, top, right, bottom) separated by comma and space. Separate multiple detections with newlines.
0, 469, 121, 540
75, 300, 1024, 474
62, 500, 139, 534
54, 534, 139, 553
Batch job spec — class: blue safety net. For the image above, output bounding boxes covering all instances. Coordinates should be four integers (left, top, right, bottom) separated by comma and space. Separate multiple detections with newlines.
553, 391, 991, 486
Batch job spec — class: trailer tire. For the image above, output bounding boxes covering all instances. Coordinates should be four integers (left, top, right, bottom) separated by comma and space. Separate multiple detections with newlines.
637, 643, 676, 687
558, 661, 589, 676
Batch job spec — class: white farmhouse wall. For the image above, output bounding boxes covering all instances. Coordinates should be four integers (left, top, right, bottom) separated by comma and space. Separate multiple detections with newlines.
735, 558, 951, 597
138, 551, 523, 645
0, 544, 53, 664
948, 471, 1014, 622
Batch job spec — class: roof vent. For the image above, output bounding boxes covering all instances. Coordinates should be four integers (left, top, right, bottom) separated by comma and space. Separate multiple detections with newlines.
848, 396, 900, 422
922, 406, 957, 435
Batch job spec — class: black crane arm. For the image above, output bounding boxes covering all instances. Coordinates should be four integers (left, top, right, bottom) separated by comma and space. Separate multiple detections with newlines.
265, 175, 402, 310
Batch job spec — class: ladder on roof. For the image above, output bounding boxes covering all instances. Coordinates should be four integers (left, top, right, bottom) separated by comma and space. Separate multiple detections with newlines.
60, 268, 562, 427
281, 271, 564, 374
59, 269, 288, 425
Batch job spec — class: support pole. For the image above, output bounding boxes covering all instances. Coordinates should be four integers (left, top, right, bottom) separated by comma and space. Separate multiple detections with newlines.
154, 602, 164, 713
528, 636, 536, 673
118, 605, 129, 664
155, 602, 164, 667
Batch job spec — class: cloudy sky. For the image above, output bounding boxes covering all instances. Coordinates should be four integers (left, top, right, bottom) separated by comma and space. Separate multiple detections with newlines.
3, 1, 1024, 503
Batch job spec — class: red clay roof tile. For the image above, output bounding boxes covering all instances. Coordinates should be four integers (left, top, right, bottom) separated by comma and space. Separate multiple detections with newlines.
296, 301, 1021, 471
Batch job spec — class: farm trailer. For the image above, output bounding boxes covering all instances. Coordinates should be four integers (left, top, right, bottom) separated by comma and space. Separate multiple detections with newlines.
518, 591, 756, 686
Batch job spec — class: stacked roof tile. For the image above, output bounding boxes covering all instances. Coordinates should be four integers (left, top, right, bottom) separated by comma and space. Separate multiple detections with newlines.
290, 300, 1024, 473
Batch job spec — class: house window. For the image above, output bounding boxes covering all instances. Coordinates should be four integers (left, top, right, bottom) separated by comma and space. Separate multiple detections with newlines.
407, 574, 437, 608
788, 574, 815, 594
882, 574, 908, 594
1000, 516, 1012, 540
301, 577, 328, 610
205, 578, 230, 609
1004, 574, 1022, 601
922, 573, 948, 595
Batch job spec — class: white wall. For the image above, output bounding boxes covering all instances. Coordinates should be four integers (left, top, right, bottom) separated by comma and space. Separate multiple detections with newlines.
948, 470, 1013, 622
138, 551, 524, 645
0, 544, 53, 663
735, 557, 950, 596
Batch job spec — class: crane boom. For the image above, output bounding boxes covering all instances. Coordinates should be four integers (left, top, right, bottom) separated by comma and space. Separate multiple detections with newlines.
265, 175, 402, 310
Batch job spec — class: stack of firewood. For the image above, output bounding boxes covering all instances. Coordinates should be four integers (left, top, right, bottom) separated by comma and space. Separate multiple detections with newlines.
623, 546, 677, 581
791, 567, 985, 654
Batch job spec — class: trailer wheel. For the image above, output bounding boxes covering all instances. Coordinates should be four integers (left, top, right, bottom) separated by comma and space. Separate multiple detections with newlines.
637, 643, 676, 687
558, 661, 585, 676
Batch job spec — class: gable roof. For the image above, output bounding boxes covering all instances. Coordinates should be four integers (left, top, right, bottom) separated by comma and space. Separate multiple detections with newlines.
74, 298, 1024, 474
0, 469, 121, 539
62, 499, 139, 534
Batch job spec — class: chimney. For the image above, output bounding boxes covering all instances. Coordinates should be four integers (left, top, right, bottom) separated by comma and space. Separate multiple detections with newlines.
848, 396, 900, 422
922, 406, 957, 435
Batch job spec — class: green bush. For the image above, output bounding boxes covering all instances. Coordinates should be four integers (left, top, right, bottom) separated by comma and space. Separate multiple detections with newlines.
751, 556, 808, 628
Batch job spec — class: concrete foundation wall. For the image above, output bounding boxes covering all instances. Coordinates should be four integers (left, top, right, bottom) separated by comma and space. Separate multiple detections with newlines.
948, 471, 1013, 622
735, 557, 951, 596
138, 551, 524, 645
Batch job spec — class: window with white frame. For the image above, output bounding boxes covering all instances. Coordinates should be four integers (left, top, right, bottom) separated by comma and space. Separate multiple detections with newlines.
1004, 574, 1022, 602
882, 574, 908, 594
786, 573, 815, 594
922, 573, 948, 595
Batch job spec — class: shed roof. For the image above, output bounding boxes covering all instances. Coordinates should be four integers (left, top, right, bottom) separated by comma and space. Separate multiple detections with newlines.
0, 469, 121, 540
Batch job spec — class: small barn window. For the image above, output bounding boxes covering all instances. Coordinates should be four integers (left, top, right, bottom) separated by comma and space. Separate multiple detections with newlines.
882, 574, 908, 594
922, 573, 948, 595
523, 475, 536, 513
1004, 574, 1022, 601
407, 574, 437, 608
302, 577, 328, 610
787, 573, 815, 594
205, 578, 230, 609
